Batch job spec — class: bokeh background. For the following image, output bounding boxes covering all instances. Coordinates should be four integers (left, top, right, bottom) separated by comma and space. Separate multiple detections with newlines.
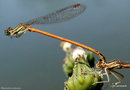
0, 0, 130, 90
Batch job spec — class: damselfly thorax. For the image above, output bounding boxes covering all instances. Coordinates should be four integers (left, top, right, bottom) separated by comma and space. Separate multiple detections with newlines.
5, 23, 30, 38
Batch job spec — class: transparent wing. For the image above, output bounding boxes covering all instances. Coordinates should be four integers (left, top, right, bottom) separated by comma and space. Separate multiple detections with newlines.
112, 59, 130, 64
25, 3, 86, 25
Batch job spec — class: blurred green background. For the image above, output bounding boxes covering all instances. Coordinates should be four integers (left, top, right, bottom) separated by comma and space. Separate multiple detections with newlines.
0, 0, 130, 90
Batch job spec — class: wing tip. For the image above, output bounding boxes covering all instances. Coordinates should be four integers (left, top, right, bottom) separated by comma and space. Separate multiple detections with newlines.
73, 3, 87, 9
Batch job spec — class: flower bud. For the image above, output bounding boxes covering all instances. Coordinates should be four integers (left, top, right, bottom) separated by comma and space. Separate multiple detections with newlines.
60, 42, 72, 52
72, 47, 87, 60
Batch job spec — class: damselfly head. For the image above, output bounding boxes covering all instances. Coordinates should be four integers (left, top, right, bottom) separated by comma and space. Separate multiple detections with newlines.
96, 59, 105, 69
5, 27, 14, 36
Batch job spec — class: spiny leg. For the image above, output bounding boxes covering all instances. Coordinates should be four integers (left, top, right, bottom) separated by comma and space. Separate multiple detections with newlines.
93, 68, 110, 85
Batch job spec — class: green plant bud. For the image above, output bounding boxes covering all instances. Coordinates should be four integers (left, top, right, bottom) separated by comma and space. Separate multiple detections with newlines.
64, 55, 103, 90
63, 57, 74, 76
63, 65, 73, 76
62, 46, 103, 90
86, 51, 95, 67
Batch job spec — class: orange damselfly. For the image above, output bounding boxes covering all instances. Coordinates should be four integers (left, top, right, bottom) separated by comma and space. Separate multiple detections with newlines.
96, 59, 130, 85
5, 3, 106, 63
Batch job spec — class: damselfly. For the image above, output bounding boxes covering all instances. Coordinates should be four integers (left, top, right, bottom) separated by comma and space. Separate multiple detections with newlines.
96, 59, 130, 85
5, 3, 106, 63
5, 3, 86, 38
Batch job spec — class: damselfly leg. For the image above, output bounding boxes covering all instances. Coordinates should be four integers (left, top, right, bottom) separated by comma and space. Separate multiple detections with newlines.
95, 59, 129, 85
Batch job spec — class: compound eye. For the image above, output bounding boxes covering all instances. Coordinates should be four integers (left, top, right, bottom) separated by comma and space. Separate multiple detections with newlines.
5, 27, 13, 36
8, 27, 13, 30
99, 59, 102, 61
